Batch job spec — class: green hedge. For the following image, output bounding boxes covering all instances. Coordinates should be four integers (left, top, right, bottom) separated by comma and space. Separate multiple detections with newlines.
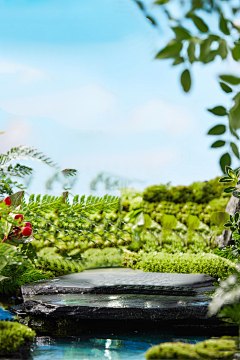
123, 251, 236, 279
143, 177, 231, 204
0, 321, 35, 355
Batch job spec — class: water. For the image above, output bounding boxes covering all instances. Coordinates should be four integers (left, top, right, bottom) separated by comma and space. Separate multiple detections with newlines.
0, 305, 15, 320
0, 303, 209, 360
31, 333, 207, 360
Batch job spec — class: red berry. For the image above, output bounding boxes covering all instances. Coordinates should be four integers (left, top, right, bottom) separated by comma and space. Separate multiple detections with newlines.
24, 222, 32, 228
3, 197, 11, 206
15, 214, 23, 223
22, 227, 32, 237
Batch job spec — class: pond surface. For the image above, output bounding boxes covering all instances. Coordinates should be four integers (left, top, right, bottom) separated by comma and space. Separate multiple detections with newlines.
31, 333, 208, 360
0, 300, 211, 360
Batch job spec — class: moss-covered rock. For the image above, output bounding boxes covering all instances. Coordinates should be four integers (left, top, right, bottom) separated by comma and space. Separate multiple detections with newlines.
0, 320, 35, 357
195, 338, 236, 359
123, 251, 236, 279
145, 342, 200, 359
145, 338, 237, 359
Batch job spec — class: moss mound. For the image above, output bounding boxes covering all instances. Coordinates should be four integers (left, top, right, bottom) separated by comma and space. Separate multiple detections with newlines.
123, 251, 236, 279
145, 338, 236, 359
0, 321, 35, 355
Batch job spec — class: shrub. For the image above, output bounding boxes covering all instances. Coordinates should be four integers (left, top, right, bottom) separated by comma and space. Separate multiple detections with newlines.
143, 177, 231, 204
123, 251, 236, 279
0, 321, 35, 355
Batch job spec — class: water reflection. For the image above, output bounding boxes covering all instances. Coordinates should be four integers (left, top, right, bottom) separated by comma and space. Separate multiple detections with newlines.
31, 334, 208, 360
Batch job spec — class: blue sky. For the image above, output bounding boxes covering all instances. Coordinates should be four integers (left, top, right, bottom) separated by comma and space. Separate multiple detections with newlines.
0, 0, 239, 197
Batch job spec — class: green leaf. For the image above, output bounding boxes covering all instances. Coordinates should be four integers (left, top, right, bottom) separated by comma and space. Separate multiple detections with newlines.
219, 176, 232, 183
218, 39, 228, 60
219, 82, 232, 94
229, 93, 240, 130
219, 75, 240, 85
180, 69, 191, 92
144, 214, 152, 228
187, 41, 196, 63
173, 57, 184, 66
220, 153, 231, 173
207, 125, 226, 135
230, 126, 240, 140
207, 106, 227, 116
191, 14, 209, 33
225, 165, 236, 178
199, 35, 219, 63
232, 44, 240, 61
156, 42, 182, 59
0, 255, 7, 271
135, 1, 144, 10
211, 140, 225, 148
9, 191, 24, 209
223, 186, 236, 193
224, 223, 232, 227
230, 142, 240, 159
162, 214, 177, 230
154, 0, 169, 4
234, 212, 239, 222
0, 275, 9, 282
146, 16, 157, 26
210, 212, 229, 227
232, 190, 240, 199
236, 167, 240, 178
187, 215, 200, 230
172, 26, 191, 40
219, 13, 230, 35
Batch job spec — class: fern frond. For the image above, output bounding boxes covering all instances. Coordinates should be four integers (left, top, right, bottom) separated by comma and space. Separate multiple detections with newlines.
0, 145, 58, 169
0, 164, 32, 177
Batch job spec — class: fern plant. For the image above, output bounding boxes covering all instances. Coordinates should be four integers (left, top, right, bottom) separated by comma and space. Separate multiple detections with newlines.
0, 144, 57, 198
21, 192, 131, 257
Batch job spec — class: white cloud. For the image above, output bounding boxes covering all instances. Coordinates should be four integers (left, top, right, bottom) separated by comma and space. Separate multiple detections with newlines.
0, 118, 32, 153
1, 83, 117, 130
115, 99, 195, 135
0, 60, 48, 83
69, 147, 179, 177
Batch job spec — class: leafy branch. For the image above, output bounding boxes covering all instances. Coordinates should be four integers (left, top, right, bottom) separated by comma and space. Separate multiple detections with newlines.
133, 0, 240, 172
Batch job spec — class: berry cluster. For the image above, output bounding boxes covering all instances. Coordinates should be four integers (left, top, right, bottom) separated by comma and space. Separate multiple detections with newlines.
1, 196, 32, 243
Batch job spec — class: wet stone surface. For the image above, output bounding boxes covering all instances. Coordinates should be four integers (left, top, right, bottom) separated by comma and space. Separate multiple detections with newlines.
22, 268, 216, 297
14, 268, 217, 322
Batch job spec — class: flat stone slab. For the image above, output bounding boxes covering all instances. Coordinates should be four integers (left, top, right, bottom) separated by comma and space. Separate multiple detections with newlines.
22, 268, 216, 297
16, 268, 217, 322
20, 292, 211, 321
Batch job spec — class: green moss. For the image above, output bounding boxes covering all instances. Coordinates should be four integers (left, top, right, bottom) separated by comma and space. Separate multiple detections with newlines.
82, 247, 123, 268
145, 339, 236, 359
123, 251, 236, 279
35, 256, 84, 277
35, 248, 123, 277
0, 321, 35, 355
195, 338, 236, 359
145, 342, 201, 359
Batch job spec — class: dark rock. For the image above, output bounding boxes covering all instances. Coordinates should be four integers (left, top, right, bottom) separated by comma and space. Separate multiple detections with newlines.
21, 268, 216, 298
12, 268, 219, 328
